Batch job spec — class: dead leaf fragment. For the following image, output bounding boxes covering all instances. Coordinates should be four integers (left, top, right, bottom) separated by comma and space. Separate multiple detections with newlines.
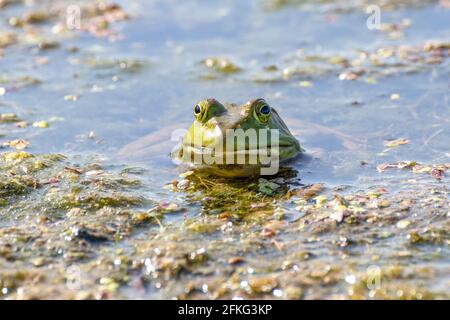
384, 138, 409, 148
297, 183, 323, 200
431, 168, 444, 180
4, 139, 30, 150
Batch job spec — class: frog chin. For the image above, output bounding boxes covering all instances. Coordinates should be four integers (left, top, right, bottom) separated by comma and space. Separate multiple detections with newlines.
178, 143, 299, 165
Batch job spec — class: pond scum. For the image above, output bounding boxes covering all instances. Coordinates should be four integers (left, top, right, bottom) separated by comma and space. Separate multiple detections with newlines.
0, 0, 449, 299
0, 151, 448, 299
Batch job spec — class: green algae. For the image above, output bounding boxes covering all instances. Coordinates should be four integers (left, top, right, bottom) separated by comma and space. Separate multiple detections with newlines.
247, 41, 450, 84
0, 0, 449, 301
1, 150, 447, 299
198, 57, 242, 80
173, 169, 296, 221
0, 113, 20, 124
83, 58, 150, 74
264, 0, 438, 12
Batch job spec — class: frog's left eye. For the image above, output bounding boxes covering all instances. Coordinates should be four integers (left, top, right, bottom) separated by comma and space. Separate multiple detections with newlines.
194, 104, 202, 115
255, 103, 271, 123
260, 104, 270, 115
194, 103, 205, 122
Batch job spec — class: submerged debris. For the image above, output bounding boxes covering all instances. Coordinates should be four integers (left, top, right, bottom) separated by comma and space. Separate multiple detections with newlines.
0, 113, 20, 123
0, 32, 17, 48
376, 161, 450, 179
264, 0, 437, 12
2, 139, 29, 150
384, 138, 409, 148
32, 121, 49, 129
200, 57, 241, 76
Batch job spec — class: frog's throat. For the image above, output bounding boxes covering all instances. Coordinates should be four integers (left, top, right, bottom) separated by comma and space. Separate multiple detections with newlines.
178, 143, 299, 165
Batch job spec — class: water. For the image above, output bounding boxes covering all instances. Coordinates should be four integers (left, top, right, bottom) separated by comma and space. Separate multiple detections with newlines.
0, 0, 449, 299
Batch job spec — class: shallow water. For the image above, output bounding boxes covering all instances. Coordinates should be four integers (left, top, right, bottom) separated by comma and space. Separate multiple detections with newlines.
0, 0, 449, 299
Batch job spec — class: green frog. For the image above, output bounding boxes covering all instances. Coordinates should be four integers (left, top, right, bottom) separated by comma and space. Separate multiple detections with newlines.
170, 98, 302, 176
117, 98, 365, 177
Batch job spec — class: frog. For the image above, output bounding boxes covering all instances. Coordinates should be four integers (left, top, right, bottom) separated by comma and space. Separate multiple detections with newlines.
170, 98, 302, 176
116, 98, 366, 177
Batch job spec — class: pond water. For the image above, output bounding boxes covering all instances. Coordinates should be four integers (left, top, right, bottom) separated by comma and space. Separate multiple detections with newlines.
0, 0, 449, 299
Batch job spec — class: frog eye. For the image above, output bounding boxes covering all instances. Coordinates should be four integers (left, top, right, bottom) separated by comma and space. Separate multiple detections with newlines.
194, 104, 201, 115
255, 102, 271, 123
193, 103, 206, 121
260, 104, 270, 115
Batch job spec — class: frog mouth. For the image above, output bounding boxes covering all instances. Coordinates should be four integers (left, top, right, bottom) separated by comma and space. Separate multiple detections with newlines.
179, 143, 296, 165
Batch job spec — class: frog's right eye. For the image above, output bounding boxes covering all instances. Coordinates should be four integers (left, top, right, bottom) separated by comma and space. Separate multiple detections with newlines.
194, 102, 205, 121
194, 104, 201, 115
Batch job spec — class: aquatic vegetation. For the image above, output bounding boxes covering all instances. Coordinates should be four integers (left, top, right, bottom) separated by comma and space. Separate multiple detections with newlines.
170, 169, 297, 220
0, 75, 41, 89
2, 139, 29, 150
32, 121, 49, 129
264, 0, 439, 12
0, 113, 20, 124
201, 57, 241, 74
0, 0, 448, 300
82, 58, 150, 74
384, 138, 409, 148
0, 0, 129, 61
0, 152, 161, 297
198, 57, 242, 79
376, 161, 449, 180
249, 41, 450, 84
3, 151, 446, 299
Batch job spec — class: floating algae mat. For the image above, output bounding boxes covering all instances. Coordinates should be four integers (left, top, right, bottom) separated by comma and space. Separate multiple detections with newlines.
0, 0, 449, 299
0, 151, 449, 299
